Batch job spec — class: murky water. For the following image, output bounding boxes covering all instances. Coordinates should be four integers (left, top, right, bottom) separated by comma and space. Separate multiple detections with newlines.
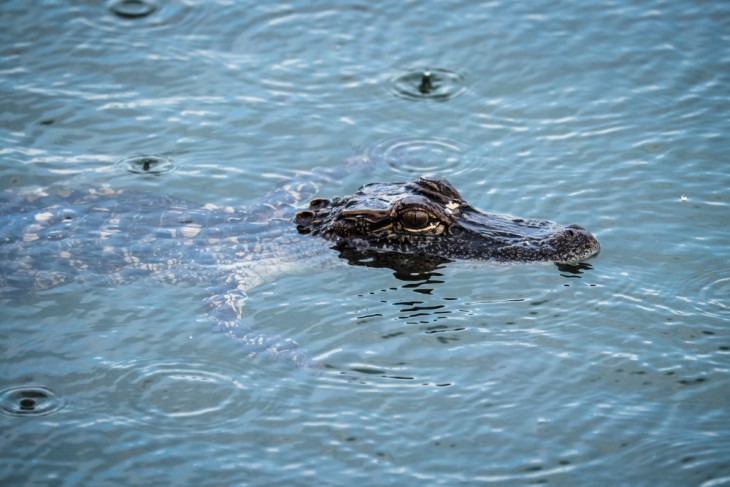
1, 0, 729, 485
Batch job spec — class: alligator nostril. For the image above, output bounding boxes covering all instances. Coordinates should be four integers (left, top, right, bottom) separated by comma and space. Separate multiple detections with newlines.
295, 211, 315, 223
309, 198, 330, 210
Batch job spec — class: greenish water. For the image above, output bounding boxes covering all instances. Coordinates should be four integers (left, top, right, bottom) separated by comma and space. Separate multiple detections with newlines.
1, 0, 729, 485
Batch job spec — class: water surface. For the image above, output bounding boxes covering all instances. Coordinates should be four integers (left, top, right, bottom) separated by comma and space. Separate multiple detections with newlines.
1, 0, 729, 485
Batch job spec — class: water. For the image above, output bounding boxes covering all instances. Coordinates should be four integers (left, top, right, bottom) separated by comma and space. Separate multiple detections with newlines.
1, 0, 729, 485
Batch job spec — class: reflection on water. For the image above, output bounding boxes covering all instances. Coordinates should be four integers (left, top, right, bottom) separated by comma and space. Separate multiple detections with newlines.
336, 245, 449, 280
556, 261, 595, 278
326, 250, 603, 388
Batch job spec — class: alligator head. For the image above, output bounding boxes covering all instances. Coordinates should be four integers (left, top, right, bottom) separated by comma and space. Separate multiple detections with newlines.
295, 175, 600, 264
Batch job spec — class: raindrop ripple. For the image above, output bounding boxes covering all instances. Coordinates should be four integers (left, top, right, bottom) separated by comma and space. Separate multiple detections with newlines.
114, 154, 178, 175
0, 385, 65, 418
390, 68, 468, 101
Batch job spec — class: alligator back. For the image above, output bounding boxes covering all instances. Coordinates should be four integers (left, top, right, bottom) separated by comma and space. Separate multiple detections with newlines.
2, 187, 248, 292
0, 185, 330, 367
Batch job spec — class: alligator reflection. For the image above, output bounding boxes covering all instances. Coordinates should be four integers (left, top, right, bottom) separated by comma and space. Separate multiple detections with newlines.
336, 246, 455, 327
330, 246, 595, 382
556, 261, 594, 278
337, 244, 594, 279
335, 244, 448, 282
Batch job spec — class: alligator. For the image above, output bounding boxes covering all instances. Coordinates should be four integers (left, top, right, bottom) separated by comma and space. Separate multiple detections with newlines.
295, 174, 598, 264
0, 167, 599, 368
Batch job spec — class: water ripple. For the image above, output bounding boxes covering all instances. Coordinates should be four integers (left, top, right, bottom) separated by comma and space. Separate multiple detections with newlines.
105, 358, 300, 433
108, 0, 157, 20
669, 267, 730, 321
0, 385, 65, 418
94, 0, 208, 33
114, 154, 178, 175
229, 4, 387, 106
389, 68, 468, 101
695, 270, 730, 320
365, 136, 478, 177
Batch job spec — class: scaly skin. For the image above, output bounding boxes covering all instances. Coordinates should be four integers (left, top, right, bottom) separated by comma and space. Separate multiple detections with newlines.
296, 175, 600, 264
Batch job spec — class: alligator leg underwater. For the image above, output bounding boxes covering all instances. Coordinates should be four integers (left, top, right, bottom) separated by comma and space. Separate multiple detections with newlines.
203, 284, 312, 369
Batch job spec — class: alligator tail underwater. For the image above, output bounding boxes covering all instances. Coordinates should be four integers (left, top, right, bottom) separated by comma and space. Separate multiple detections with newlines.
0, 159, 599, 368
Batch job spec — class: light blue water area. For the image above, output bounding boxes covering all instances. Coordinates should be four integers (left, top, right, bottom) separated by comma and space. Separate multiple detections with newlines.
1, 0, 729, 485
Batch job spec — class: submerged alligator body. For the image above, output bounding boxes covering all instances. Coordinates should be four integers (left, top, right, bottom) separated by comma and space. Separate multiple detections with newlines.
0, 170, 599, 367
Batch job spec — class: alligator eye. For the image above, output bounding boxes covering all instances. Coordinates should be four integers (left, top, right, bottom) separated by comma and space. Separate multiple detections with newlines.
401, 210, 431, 229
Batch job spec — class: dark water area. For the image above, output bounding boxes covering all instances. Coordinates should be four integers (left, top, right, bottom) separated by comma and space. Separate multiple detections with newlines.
1, 0, 729, 485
